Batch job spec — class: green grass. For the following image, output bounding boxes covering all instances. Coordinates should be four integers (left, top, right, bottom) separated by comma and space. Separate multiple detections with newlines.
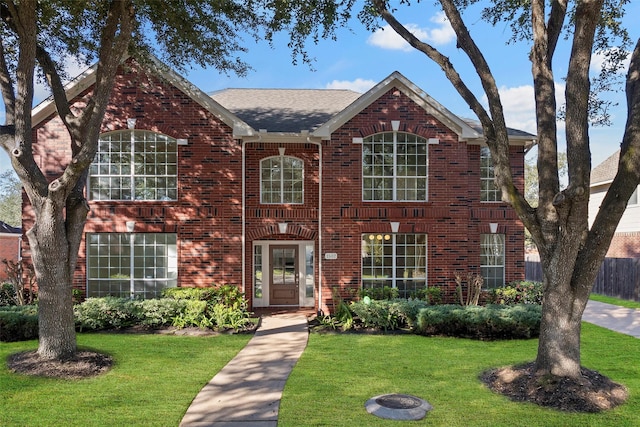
280, 323, 640, 426
590, 293, 640, 309
0, 333, 251, 426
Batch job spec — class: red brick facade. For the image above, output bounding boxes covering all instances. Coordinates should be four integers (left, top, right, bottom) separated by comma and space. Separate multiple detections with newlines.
26, 59, 527, 313
0, 233, 21, 281
606, 232, 640, 258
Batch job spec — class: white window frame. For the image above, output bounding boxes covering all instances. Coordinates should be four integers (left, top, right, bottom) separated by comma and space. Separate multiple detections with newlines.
361, 233, 428, 298
86, 233, 178, 298
362, 132, 429, 202
480, 146, 500, 202
89, 130, 178, 201
260, 155, 304, 204
480, 233, 505, 288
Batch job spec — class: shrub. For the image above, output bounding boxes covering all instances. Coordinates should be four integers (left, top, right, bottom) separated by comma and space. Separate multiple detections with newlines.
410, 287, 442, 305
135, 298, 186, 327
164, 285, 252, 330
172, 300, 213, 329
0, 306, 39, 342
414, 304, 541, 340
74, 297, 140, 331
488, 281, 543, 305
349, 299, 402, 331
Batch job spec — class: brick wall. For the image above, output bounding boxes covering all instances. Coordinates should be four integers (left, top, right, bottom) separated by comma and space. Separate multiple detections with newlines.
27, 61, 525, 311
0, 234, 21, 281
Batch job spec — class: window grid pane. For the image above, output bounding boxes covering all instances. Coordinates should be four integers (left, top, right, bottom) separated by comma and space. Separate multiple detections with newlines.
480, 234, 505, 288
363, 132, 428, 201
260, 155, 304, 204
87, 233, 177, 298
361, 234, 428, 298
480, 147, 500, 202
89, 131, 177, 201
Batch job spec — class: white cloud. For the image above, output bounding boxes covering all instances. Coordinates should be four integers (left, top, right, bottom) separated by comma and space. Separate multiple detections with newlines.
590, 48, 631, 75
480, 82, 566, 135
325, 78, 376, 93
367, 12, 455, 52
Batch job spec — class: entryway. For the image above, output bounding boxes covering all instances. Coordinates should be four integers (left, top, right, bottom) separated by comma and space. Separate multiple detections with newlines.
269, 245, 299, 305
252, 240, 315, 308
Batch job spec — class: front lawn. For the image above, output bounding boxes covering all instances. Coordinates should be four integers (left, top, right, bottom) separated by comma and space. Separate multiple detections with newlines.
0, 333, 251, 426
280, 323, 640, 426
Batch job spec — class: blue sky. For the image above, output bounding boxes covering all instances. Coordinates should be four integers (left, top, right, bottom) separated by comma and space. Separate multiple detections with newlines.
1, 2, 638, 174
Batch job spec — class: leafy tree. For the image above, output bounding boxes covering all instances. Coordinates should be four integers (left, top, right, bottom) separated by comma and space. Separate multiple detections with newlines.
362, 0, 639, 382
525, 151, 567, 207
0, 170, 21, 226
0, 0, 352, 361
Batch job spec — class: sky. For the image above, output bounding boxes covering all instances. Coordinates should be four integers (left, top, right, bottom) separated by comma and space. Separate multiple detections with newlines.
1, 2, 639, 175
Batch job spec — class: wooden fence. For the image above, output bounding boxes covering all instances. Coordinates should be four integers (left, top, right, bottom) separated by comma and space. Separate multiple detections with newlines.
525, 258, 640, 302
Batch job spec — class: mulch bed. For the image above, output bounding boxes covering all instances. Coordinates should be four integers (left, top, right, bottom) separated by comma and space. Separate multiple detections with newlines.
480, 362, 629, 412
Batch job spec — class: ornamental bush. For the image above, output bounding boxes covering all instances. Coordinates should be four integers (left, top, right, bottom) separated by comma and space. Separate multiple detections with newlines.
415, 304, 541, 340
488, 281, 543, 305
74, 297, 140, 331
0, 306, 39, 342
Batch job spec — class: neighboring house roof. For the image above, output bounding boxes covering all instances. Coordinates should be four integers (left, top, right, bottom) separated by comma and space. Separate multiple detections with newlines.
210, 88, 361, 133
591, 150, 620, 185
0, 221, 20, 234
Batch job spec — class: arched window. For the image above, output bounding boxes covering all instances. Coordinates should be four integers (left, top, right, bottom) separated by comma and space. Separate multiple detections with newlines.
260, 155, 304, 204
88, 130, 178, 201
362, 132, 428, 201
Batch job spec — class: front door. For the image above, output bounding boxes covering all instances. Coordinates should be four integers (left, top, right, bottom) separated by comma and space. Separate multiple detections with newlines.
270, 245, 299, 305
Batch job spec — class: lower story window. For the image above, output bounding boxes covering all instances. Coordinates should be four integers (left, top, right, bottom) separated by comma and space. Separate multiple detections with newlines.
87, 233, 177, 298
481, 234, 505, 288
361, 233, 427, 299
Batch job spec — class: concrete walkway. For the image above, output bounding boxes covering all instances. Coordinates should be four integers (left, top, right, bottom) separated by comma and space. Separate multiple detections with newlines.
180, 313, 309, 427
178, 300, 638, 426
582, 300, 640, 338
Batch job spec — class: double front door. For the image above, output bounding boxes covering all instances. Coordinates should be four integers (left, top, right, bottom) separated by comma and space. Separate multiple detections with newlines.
269, 245, 299, 305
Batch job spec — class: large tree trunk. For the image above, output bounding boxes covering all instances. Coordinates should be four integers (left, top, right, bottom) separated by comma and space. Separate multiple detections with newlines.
28, 201, 77, 360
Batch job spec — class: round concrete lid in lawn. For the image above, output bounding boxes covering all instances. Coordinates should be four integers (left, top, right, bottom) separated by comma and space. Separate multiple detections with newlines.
365, 393, 433, 420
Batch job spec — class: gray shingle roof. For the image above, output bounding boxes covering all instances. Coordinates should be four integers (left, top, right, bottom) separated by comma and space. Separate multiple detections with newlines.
462, 118, 537, 139
210, 88, 362, 133
591, 150, 620, 185
0, 221, 20, 234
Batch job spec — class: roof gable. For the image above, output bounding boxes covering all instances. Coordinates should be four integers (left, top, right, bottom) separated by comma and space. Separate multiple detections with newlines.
591, 150, 620, 185
312, 71, 481, 140
32, 55, 253, 137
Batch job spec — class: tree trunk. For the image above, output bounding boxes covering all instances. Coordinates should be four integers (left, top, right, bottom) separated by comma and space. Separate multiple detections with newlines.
28, 202, 77, 360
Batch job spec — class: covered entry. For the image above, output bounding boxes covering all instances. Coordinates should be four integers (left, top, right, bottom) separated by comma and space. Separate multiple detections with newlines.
253, 240, 315, 307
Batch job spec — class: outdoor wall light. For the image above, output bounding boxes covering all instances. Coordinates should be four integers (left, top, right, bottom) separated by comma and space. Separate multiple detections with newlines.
489, 223, 499, 234
390, 221, 400, 233
126, 221, 136, 233
126, 118, 137, 129
278, 222, 288, 234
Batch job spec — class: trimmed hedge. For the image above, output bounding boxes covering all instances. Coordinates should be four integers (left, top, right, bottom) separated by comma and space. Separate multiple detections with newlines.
415, 304, 541, 340
349, 298, 430, 331
0, 306, 39, 342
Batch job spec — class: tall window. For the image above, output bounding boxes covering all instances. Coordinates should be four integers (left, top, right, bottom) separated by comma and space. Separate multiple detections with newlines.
89, 131, 178, 201
86, 233, 177, 298
480, 234, 505, 288
480, 146, 500, 202
261, 156, 304, 204
361, 234, 427, 298
363, 132, 428, 201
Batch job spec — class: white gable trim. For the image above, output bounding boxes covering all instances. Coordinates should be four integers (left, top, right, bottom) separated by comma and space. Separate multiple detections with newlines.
312, 71, 480, 141
31, 54, 254, 137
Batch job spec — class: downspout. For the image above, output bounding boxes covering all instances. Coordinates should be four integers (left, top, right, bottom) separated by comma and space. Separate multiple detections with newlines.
307, 137, 324, 316
241, 135, 262, 298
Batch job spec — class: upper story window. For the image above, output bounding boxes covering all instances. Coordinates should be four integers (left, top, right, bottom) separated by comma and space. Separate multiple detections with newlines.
89, 131, 178, 201
260, 155, 304, 204
480, 146, 500, 202
363, 132, 428, 201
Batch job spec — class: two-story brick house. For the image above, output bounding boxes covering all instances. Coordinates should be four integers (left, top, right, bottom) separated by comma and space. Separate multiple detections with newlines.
27, 56, 532, 313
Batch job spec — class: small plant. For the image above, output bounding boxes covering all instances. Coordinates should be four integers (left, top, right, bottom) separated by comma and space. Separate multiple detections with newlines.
1, 259, 37, 306
410, 286, 442, 305
489, 281, 543, 305
455, 272, 483, 306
